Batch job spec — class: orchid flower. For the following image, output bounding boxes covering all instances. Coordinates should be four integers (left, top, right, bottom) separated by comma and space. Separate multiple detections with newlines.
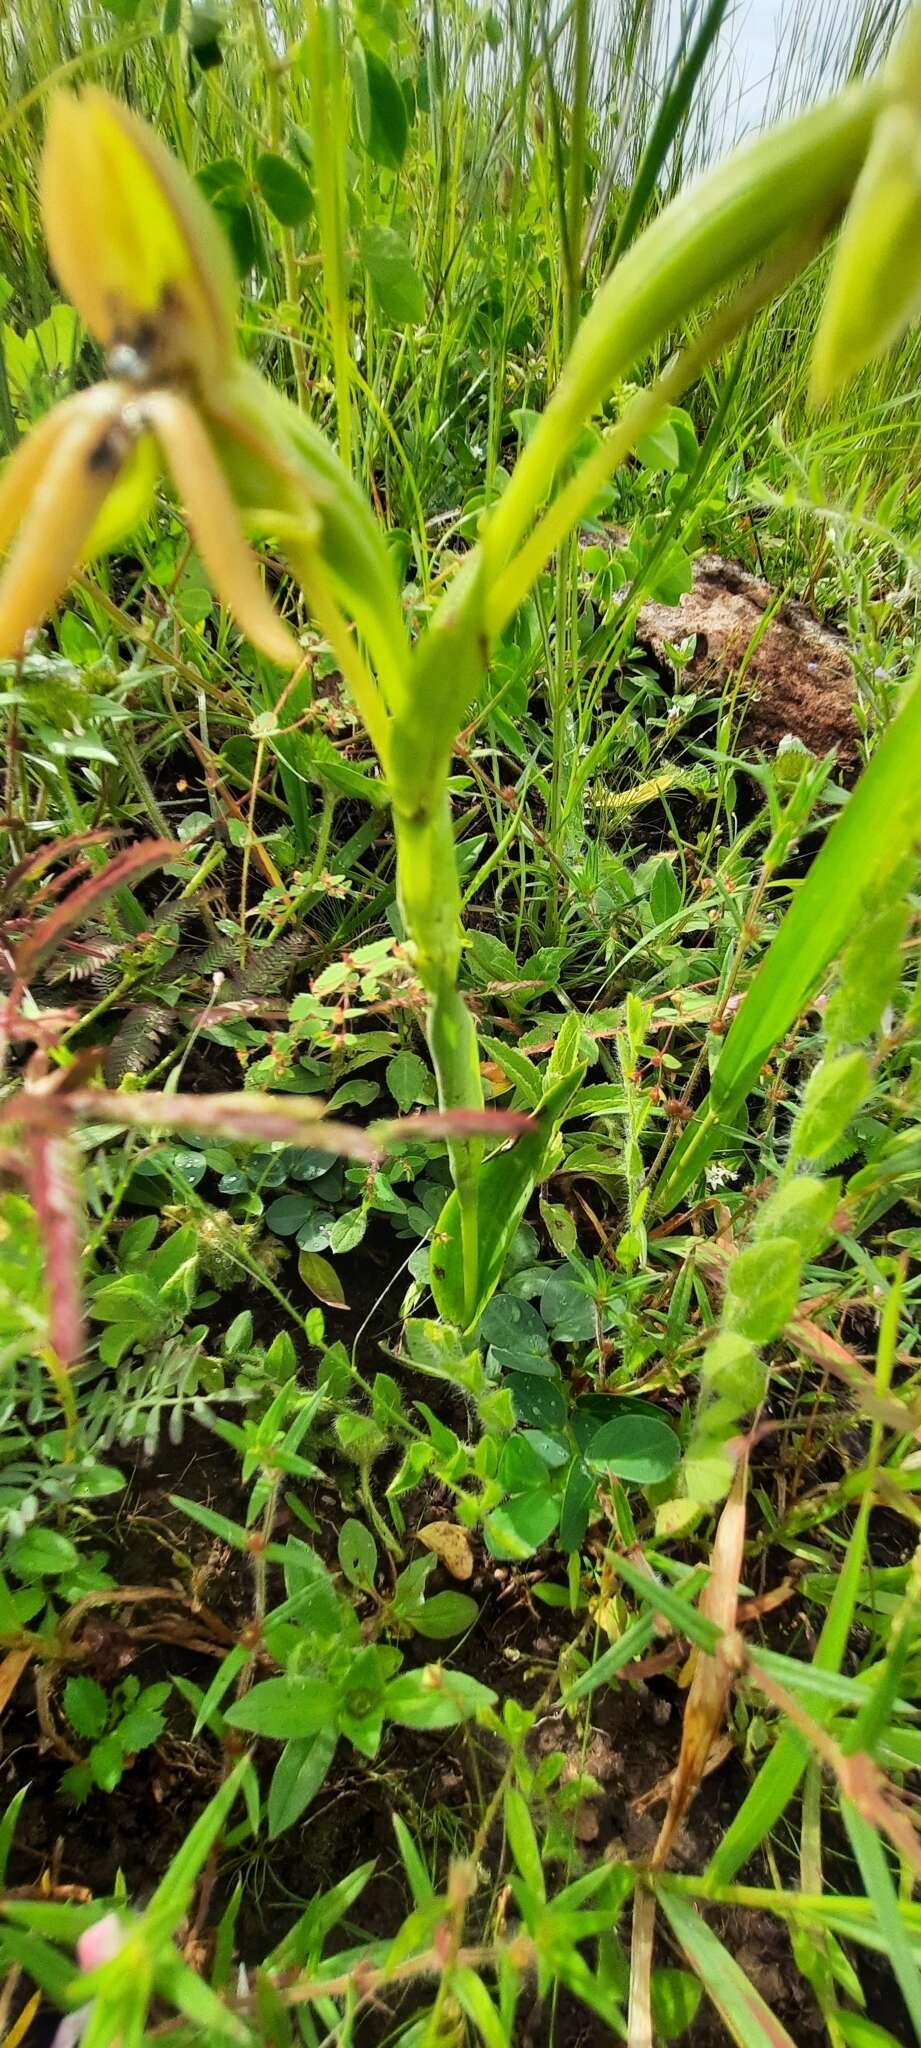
0, 89, 402, 697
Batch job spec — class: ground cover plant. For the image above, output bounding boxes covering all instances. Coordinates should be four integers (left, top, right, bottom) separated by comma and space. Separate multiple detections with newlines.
0, 0, 920, 2041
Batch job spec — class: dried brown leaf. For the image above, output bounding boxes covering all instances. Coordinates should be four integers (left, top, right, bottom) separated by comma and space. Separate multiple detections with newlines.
652, 1458, 747, 1870
417, 1522, 475, 1582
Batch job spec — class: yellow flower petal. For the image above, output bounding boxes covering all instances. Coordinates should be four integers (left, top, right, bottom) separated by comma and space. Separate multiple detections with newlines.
0, 396, 85, 554
0, 386, 133, 658
40, 89, 236, 386
142, 389, 300, 668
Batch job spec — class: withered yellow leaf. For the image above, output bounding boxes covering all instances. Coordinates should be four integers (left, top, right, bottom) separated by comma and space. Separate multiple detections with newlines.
417, 1521, 474, 1581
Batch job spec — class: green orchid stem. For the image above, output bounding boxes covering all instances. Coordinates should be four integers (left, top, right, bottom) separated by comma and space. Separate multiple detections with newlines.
428, 983, 483, 1320
266, 80, 883, 1321
390, 791, 484, 1324
241, 369, 487, 1320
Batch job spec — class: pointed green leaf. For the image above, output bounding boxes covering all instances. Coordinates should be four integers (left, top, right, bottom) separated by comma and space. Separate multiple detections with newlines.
225, 1677, 337, 1739
431, 1069, 585, 1329
657, 668, 921, 1211
361, 48, 409, 168
255, 152, 312, 226
267, 1728, 337, 1838
657, 1890, 799, 2048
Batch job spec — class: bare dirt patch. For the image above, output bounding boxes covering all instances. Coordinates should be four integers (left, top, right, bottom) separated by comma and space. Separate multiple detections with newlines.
634, 554, 860, 770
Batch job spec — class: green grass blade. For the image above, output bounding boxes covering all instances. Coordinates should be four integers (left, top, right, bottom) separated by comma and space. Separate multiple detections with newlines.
563, 1611, 658, 1703
705, 1734, 811, 1893
610, 0, 733, 264
392, 1816, 435, 1907
141, 1756, 251, 1944
0, 1784, 28, 1886
655, 666, 921, 1214
841, 1802, 921, 2043
707, 1497, 872, 1887
611, 1553, 720, 1651
656, 1889, 799, 2047
454, 1967, 511, 2048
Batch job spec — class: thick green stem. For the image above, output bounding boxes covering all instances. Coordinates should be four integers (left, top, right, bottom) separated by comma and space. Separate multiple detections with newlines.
215, 365, 486, 1309
428, 982, 483, 1315
391, 792, 484, 1321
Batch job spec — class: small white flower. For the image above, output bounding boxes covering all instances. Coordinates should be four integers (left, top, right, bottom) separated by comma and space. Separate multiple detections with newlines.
706, 1164, 738, 1190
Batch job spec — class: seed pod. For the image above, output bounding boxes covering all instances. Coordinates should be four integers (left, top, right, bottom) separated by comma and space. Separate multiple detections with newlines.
753, 1174, 839, 1259
700, 1331, 764, 1413
824, 892, 911, 1050
811, 6, 921, 402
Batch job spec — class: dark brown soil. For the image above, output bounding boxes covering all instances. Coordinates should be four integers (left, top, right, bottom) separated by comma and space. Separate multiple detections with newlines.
5, 1356, 912, 2048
